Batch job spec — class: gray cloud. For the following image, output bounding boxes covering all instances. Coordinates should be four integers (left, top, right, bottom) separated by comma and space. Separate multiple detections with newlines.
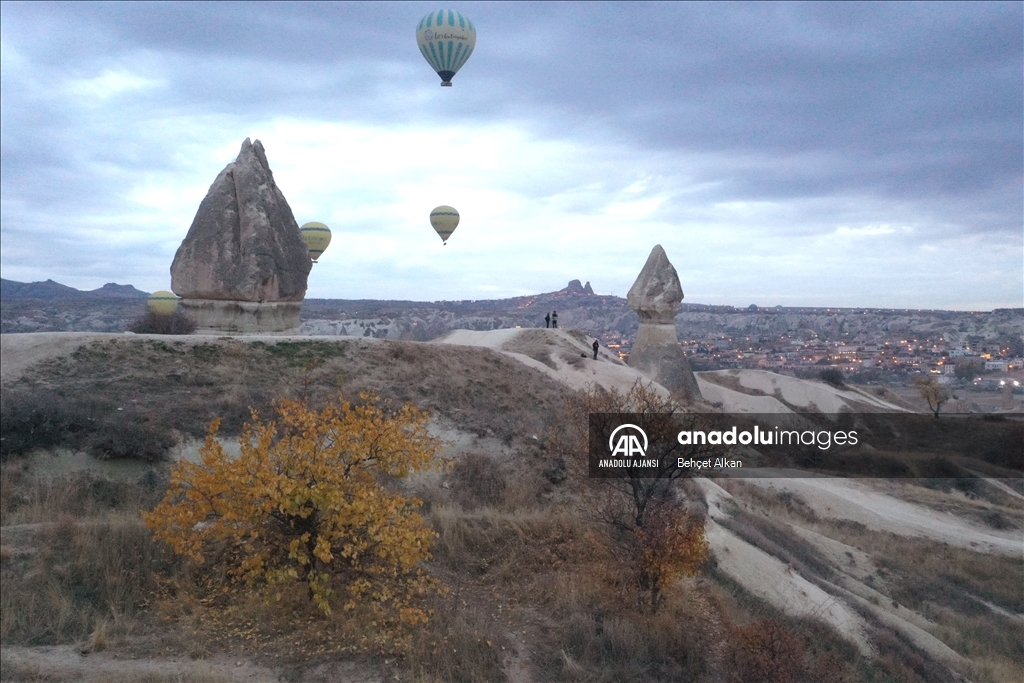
1, 1, 1020, 307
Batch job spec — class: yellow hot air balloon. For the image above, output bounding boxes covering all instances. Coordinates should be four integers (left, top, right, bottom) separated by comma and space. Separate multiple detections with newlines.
416, 9, 476, 86
429, 205, 460, 244
148, 290, 179, 315
300, 222, 332, 262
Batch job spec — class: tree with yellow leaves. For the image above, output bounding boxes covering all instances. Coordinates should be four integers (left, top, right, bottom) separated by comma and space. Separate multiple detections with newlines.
144, 394, 443, 626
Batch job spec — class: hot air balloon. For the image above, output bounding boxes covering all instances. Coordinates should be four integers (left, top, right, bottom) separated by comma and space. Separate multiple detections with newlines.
148, 290, 179, 315
416, 9, 476, 87
300, 222, 332, 263
429, 205, 460, 244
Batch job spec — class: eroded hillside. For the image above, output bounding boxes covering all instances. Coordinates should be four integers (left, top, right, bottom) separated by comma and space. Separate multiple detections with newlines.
2, 330, 1022, 683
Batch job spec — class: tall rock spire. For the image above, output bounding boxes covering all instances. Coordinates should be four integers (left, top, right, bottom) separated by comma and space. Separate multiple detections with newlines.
626, 245, 702, 401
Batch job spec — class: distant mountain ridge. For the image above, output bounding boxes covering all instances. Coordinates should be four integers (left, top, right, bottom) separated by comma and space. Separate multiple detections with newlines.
0, 278, 149, 300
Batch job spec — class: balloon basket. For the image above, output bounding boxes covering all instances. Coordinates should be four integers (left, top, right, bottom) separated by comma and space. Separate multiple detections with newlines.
441, 82, 453, 87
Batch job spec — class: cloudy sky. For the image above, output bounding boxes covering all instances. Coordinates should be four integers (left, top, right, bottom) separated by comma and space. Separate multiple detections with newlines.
1, 2, 1021, 309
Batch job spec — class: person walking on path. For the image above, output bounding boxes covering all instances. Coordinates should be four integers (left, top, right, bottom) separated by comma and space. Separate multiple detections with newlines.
544, 312, 550, 328
593, 339, 600, 360
551, 311, 558, 329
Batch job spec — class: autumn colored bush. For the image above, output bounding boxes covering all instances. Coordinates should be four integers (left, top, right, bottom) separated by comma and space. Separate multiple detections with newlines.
144, 394, 444, 627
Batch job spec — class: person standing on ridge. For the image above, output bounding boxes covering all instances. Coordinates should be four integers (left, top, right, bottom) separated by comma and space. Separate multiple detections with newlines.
544, 312, 550, 328
593, 339, 599, 360
551, 311, 558, 329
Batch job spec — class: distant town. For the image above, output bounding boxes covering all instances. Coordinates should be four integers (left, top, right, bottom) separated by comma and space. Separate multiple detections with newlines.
3, 277, 1022, 406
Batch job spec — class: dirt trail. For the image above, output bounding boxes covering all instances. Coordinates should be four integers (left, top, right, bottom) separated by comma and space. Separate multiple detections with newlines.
0, 645, 316, 683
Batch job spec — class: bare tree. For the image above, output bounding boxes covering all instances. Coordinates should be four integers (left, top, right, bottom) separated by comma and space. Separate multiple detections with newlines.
555, 380, 713, 612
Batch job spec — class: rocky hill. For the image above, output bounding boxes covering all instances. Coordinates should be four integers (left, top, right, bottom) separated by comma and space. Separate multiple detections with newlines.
0, 278, 149, 300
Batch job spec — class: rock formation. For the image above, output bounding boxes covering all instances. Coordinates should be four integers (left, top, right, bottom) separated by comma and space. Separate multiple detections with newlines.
626, 245, 702, 400
170, 138, 311, 333
563, 279, 595, 295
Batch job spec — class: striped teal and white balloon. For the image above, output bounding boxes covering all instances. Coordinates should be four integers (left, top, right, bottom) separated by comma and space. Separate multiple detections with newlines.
416, 9, 476, 87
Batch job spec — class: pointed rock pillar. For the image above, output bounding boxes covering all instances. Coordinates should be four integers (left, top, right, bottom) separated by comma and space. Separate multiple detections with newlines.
626, 245, 702, 400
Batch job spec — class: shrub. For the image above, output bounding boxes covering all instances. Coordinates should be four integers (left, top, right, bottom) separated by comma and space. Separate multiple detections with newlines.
128, 310, 197, 335
144, 393, 445, 631
819, 368, 845, 388
0, 390, 84, 460
0, 389, 176, 462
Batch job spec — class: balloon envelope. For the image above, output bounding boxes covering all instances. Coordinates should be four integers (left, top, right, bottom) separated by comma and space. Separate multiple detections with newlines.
416, 9, 476, 86
300, 222, 332, 262
148, 290, 179, 315
429, 206, 460, 244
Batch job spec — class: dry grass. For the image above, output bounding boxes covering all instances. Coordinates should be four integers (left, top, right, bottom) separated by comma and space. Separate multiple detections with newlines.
0, 661, 232, 683
0, 465, 167, 526
0, 512, 179, 646
527, 579, 710, 682
718, 479, 1024, 681
2, 337, 577, 462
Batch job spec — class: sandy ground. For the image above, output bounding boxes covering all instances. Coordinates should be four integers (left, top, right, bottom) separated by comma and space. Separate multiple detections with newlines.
734, 473, 1023, 555
695, 378, 794, 413
437, 328, 666, 395
698, 369, 909, 413
704, 517, 874, 654
696, 479, 973, 665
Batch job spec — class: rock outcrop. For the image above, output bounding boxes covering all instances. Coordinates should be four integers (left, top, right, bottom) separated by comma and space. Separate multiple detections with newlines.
170, 138, 311, 333
563, 279, 595, 295
626, 245, 702, 400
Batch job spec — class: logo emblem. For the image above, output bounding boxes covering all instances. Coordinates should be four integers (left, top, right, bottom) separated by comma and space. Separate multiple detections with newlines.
423, 29, 433, 40
608, 424, 648, 458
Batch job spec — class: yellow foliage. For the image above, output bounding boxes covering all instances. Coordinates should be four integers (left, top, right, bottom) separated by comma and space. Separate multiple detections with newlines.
144, 393, 443, 624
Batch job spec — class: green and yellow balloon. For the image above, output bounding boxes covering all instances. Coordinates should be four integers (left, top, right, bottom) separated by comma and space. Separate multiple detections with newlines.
148, 290, 179, 315
300, 222, 332, 262
430, 206, 460, 244
416, 9, 476, 86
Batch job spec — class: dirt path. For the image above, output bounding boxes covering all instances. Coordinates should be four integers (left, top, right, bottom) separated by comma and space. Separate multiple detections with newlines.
0, 645, 296, 683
